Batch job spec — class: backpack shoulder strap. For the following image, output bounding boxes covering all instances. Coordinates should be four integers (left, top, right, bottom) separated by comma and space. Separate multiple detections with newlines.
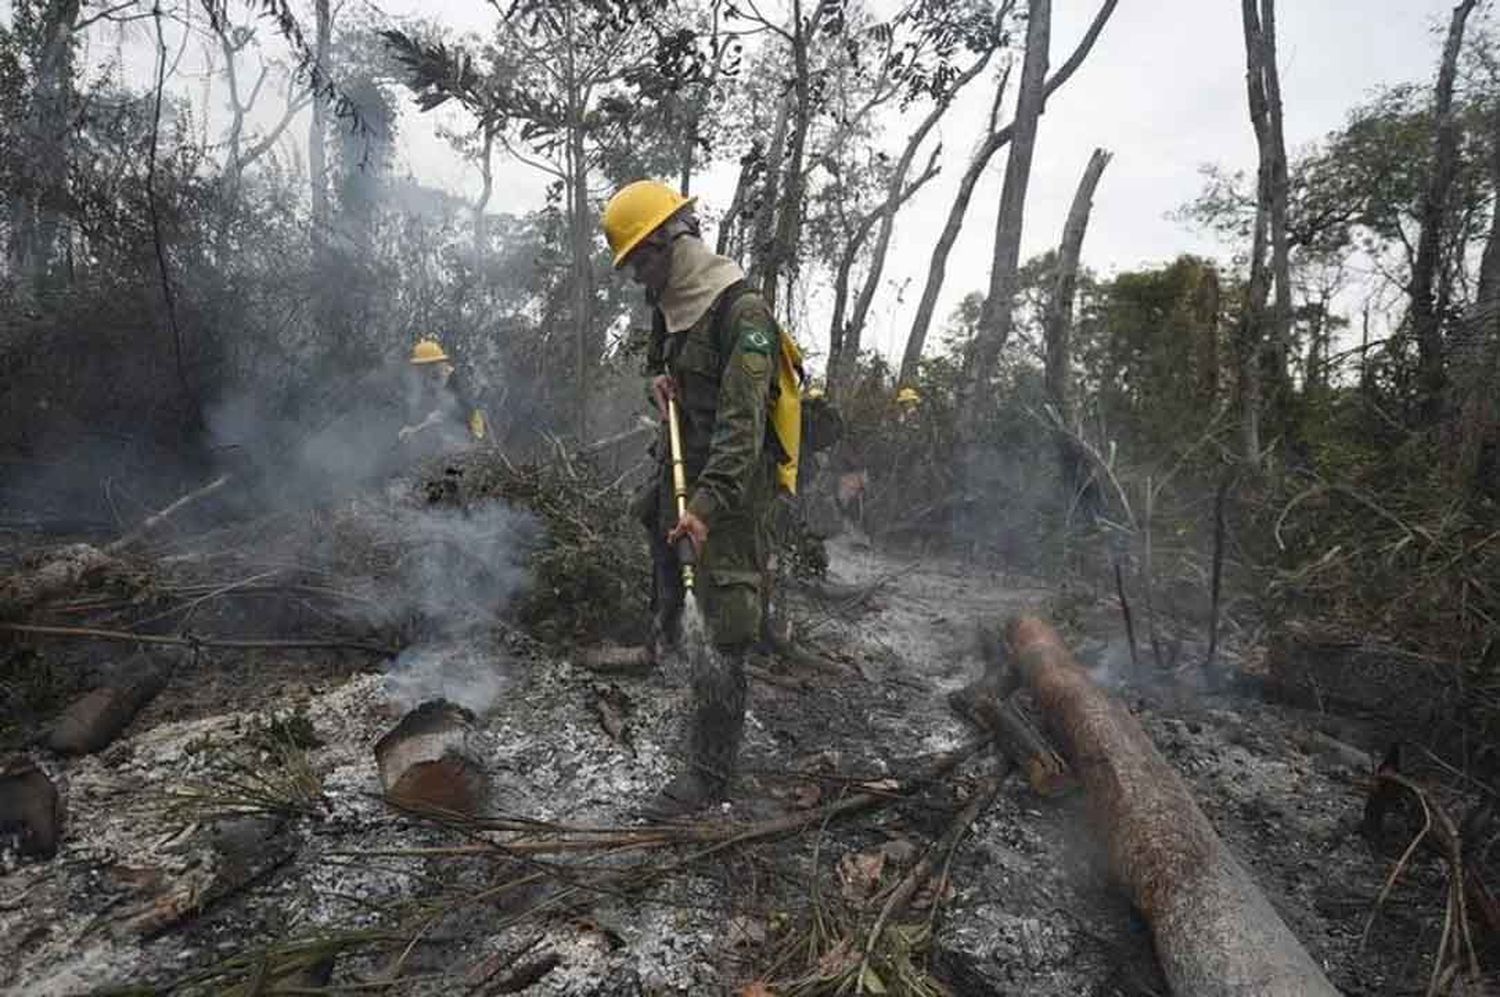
710, 279, 762, 358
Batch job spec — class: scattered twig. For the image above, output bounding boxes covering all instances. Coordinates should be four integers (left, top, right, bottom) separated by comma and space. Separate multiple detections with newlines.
0, 622, 393, 655
861, 764, 1009, 970
107, 474, 233, 554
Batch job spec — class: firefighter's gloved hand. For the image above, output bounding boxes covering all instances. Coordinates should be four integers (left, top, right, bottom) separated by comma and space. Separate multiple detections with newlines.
667, 509, 708, 555
651, 374, 677, 421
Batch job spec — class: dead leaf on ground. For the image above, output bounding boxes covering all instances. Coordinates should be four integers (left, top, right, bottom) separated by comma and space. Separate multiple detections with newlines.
814, 936, 859, 978
740, 983, 777, 997
838, 848, 887, 904
725, 914, 767, 949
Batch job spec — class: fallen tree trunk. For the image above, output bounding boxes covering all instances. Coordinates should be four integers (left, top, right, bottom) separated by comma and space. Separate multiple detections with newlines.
48, 651, 173, 754
1006, 616, 1339, 996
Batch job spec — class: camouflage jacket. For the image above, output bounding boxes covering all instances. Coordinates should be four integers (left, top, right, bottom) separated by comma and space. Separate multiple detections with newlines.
649, 281, 779, 529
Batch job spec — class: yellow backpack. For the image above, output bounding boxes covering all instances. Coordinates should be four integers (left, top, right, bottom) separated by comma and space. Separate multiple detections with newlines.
717, 283, 804, 494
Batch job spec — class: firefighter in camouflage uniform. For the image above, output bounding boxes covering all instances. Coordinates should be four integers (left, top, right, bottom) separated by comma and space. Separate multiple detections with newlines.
604, 179, 795, 817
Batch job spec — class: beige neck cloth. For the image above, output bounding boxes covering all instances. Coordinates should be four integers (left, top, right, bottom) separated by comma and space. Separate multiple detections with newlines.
657, 236, 746, 334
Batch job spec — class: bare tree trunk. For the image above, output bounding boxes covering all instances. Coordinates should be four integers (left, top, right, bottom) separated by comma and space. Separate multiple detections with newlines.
475, 122, 495, 257
827, 152, 941, 389
899, 0, 1117, 386
1044, 148, 1110, 501
1450, 98, 1500, 495
309, 0, 331, 239
961, 0, 1050, 435
562, 2, 596, 441
10, 0, 80, 280
1238, 0, 1277, 466
831, 51, 994, 397
1007, 617, 1341, 996
762, 0, 810, 314
1258, 0, 1295, 435
748, 99, 788, 287
717, 148, 756, 259
1412, 0, 1481, 425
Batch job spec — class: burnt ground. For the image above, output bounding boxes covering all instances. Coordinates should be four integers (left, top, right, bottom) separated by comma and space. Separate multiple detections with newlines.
0, 530, 1483, 995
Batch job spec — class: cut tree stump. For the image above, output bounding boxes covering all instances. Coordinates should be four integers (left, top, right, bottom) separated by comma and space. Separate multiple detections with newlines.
0, 755, 62, 858
47, 651, 173, 754
375, 700, 489, 817
1007, 616, 1340, 997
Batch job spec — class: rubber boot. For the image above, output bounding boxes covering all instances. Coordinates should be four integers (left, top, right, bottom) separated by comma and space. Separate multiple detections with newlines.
642, 647, 747, 820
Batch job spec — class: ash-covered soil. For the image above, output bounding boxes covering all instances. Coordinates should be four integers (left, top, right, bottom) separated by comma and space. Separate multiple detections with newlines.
0, 533, 1467, 995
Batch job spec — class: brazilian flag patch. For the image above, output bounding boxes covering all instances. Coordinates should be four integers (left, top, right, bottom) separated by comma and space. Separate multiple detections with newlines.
741, 327, 774, 356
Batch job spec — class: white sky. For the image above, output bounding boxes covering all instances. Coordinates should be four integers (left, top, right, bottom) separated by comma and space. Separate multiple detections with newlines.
2, 0, 1472, 368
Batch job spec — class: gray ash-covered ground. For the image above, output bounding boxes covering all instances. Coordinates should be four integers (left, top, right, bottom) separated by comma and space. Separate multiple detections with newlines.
0, 531, 1476, 995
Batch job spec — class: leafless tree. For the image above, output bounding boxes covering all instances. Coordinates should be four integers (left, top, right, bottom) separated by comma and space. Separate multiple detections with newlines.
960, 0, 1049, 437
828, 45, 997, 396
1044, 146, 1111, 498
898, 0, 1117, 386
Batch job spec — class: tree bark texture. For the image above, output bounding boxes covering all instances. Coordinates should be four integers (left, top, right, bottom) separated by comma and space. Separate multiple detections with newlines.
1044, 148, 1110, 505
762, 0, 810, 314
827, 153, 941, 384
309, 0, 331, 237
963, 0, 1050, 435
1006, 617, 1340, 997
1449, 98, 1500, 496
1258, 0, 1295, 432
749, 97, 789, 291
1237, 0, 1276, 465
9, 0, 81, 280
1044, 148, 1110, 430
899, 0, 1118, 388
1411, 0, 1481, 425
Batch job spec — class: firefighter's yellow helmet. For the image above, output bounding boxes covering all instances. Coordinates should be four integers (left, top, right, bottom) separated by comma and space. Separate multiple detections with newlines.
895, 387, 921, 405
410, 339, 450, 365
602, 180, 695, 267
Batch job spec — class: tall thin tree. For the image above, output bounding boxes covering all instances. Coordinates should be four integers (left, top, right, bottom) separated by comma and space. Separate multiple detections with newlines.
961, 0, 1049, 437
1412, 0, 1482, 424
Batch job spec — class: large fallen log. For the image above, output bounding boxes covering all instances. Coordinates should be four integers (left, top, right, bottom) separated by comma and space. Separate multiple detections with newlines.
1006, 616, 1339, 996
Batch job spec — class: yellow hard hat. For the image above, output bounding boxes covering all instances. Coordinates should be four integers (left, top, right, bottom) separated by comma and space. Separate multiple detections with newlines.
804, 386, 826, 401
410, 339, 450, 365
602, 180, 695, 267
896, 387, 921, 405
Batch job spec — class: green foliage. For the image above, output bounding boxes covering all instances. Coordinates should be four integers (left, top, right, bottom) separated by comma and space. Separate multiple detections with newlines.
421, 450, 652, 645
1079, 256, 1227, 458
172, 710, 325, 822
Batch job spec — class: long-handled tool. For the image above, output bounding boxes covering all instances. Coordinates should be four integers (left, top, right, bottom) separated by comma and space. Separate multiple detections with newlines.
666, 394, 696, 592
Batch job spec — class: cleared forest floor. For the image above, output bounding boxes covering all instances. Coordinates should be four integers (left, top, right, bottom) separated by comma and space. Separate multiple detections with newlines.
0, 531, 1461, 995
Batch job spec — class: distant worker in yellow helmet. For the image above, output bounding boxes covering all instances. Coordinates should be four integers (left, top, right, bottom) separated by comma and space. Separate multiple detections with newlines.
895, 386, 921, 425
398, 338, 488, 453
605, 178, 803, 817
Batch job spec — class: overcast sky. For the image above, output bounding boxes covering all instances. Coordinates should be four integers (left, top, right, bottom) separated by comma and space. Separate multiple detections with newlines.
5, 0, 1475, 369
